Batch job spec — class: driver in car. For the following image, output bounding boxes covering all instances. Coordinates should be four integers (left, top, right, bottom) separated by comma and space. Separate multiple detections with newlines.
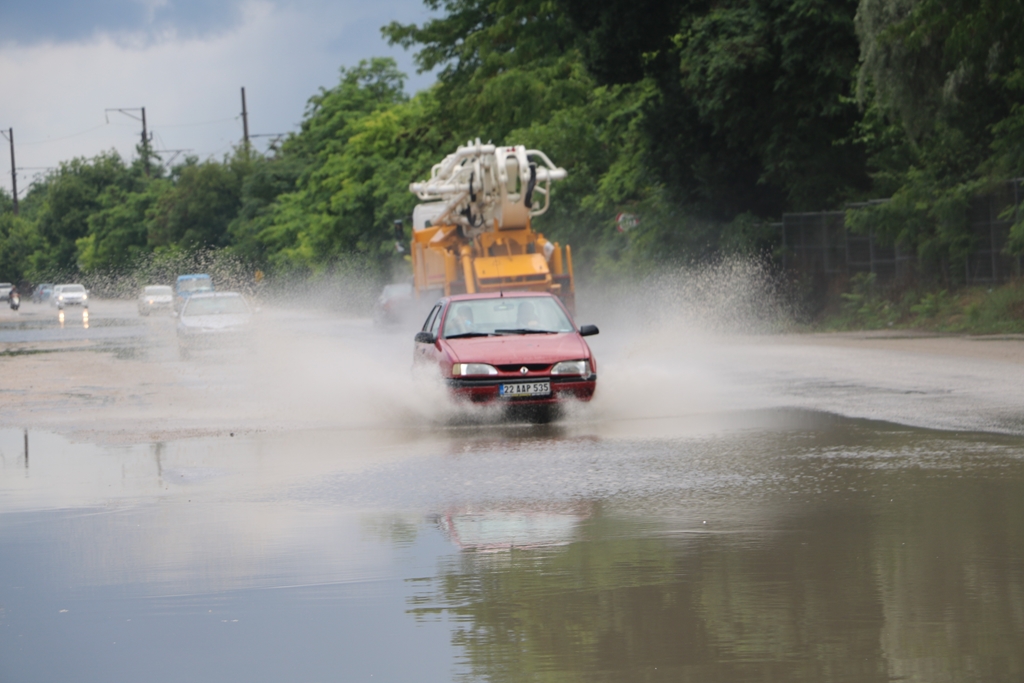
516, 301, 541, 328
448, 304, 475, 335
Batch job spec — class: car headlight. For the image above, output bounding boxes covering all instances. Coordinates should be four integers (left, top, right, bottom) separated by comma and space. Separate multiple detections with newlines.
452, 363, 498, 376
58, 295, 64, 300
551, 360, 590, 376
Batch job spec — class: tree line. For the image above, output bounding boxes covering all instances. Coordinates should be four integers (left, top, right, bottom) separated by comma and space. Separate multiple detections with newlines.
2, 0, 1023, 287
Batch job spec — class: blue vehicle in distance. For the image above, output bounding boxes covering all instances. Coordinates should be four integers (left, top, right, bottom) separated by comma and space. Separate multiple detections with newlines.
174, 274, 214, 312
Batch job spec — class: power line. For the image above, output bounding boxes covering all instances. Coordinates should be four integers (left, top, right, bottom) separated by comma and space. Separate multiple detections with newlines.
18, 117, 236, 148
158, 116, 240, 129
19, 123, 110, 147
154, 149, 193, 167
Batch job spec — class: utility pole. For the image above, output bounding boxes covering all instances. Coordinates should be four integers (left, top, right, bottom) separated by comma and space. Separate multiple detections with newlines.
105, 107, 151, 176
1, 128, 16, 215
141, 107, 148, 176
241, 87, 250, 149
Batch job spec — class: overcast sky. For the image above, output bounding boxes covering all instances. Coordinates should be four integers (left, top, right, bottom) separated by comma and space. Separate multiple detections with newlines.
0, 0, 437, 197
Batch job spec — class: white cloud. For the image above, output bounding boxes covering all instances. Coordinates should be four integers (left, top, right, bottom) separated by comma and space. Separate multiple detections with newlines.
0, 0, 435, 196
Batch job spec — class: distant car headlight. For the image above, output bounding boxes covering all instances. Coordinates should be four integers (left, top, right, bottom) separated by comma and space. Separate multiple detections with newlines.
551, 360, 590, 376
452, 363, 498, 376
58, 295, 64, 300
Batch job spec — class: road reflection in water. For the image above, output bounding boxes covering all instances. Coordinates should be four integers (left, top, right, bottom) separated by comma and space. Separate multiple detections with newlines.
0, 410, 1022, 682
55, 308, 88, 329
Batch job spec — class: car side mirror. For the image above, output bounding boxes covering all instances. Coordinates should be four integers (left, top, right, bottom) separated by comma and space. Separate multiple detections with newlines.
579, 324, 599, 337
414, 331, 436, 344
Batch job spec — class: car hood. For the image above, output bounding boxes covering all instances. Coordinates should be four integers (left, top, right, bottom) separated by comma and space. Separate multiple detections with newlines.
178, 314, 251, 331
444, 333, 589, 364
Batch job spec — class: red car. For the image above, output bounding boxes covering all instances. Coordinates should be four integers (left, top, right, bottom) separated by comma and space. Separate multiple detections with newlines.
414, 292, 598, 414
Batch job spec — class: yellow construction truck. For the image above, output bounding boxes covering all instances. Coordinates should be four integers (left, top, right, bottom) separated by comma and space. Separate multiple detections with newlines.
408, 141, 576, 311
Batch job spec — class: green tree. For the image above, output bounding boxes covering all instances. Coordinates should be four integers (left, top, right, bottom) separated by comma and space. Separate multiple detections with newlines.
257, 58, 442, 274
0, 212, 43, 283
851, 0, 1024, 274
76, 180, 169, 273
0, 187, 13, 215
227, 153, 306, 265
32, 152, 138, 272
384, 0, 585, 142
562, 0, 869, 219
146, 151, 251, 250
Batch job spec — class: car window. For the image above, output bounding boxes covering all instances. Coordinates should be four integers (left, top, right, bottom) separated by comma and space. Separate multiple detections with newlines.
177, 277, 213, 292
422, 305, 440, 332
144, 286, 172, 295
442, 297, 573, 336
62, 285, 85, 293
182, 297, 249, 316
429, 305, 444, 337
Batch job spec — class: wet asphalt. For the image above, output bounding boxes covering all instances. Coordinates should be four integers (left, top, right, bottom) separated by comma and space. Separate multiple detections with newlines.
1, 298, 1023, 683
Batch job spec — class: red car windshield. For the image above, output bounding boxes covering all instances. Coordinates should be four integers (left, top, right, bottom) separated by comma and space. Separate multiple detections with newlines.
443, 297, 574, 337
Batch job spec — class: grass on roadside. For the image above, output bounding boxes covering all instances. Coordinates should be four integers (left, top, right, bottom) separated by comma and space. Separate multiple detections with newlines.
817, 273, 1024, 334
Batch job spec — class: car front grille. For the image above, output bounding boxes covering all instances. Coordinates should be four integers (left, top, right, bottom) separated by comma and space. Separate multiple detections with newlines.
495, 363, 551, 373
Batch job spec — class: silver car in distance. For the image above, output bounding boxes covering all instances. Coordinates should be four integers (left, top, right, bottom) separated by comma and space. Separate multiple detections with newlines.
176, 291, 254, 359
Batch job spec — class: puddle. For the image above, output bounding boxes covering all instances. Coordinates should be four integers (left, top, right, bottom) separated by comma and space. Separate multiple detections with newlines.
1, 412, 1022, 682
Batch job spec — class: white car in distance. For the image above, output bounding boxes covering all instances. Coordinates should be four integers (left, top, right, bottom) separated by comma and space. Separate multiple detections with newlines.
138, 285, 174, 316
51, 284, 89, 309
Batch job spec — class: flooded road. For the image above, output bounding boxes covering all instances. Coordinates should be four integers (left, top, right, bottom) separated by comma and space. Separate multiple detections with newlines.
1, 299, 1023, 682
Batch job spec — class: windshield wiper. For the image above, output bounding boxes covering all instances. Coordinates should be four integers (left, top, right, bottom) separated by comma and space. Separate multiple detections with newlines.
494, 328, 559, 335
445, 332, 495, 339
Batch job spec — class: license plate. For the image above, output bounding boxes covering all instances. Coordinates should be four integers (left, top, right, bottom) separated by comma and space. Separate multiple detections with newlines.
499, 381, 551, 398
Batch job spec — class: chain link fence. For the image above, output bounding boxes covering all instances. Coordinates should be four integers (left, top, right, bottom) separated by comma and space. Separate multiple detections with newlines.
778, 180, 1023, 286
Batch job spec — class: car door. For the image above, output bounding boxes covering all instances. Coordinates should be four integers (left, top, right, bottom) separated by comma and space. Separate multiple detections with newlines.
414, 303, 443, 365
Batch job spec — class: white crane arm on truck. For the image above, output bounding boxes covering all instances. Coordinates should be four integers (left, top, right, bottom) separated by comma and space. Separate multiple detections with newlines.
409, 139, 567, 239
